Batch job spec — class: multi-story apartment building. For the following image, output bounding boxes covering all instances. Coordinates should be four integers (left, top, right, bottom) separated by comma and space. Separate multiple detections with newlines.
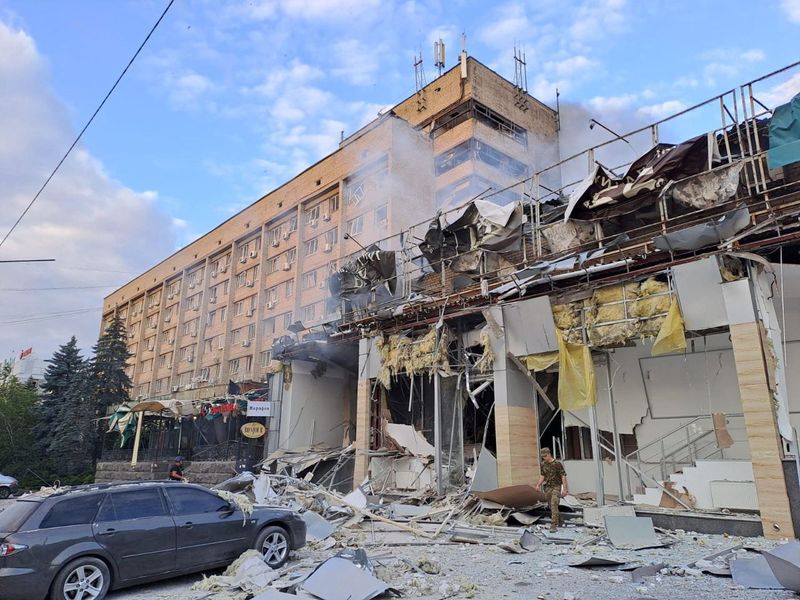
101, 55, 558, 401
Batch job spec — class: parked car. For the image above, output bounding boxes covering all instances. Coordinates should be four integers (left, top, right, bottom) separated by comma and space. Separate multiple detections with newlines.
0, 481, 306, 600
0, 474, 18, 499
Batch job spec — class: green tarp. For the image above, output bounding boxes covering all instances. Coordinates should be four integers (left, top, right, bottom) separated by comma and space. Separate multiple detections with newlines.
768, 92, 800, 169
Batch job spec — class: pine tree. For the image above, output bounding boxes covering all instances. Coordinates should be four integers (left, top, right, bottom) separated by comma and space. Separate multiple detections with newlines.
34, 337, 95, 478
90, 314, 132, 414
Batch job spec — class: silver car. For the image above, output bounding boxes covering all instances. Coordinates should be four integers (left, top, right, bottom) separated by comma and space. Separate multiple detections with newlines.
0, 473, 18, 499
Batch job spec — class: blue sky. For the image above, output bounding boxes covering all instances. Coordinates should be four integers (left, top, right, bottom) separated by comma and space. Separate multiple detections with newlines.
0, 0, 799, 358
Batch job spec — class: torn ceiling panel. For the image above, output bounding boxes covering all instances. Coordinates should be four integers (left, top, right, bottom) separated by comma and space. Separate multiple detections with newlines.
672, 257, 728, 330
502, 296, 558, 355
329, 246, 397, 306
653, 206, 750, 252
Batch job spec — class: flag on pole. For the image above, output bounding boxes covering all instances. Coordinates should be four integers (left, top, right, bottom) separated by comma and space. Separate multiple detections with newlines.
19, 347, 32, 360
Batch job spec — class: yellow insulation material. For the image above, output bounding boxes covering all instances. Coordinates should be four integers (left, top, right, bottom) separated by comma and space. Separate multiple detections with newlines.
477, 326, 495, 374
651, 299, 688, 356
557, 331, 597, 410
376, 328, 452, 389
524, 352, 559, 371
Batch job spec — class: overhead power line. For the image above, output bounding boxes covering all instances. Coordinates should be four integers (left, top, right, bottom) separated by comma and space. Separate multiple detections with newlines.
0, 285, 124, 292
0, 0, 176, 252
0, 307, 101, 326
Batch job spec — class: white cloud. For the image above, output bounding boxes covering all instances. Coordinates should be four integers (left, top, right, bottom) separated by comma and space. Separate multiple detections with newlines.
0, 21, 177, 357
759, 72, 800, 107
544, 54, 598, 78
637, 99, 688, 119
701, 47, 766, 85
569, 0, 629, 42
477, 3, 530, 48
782, 0, 800, 23
588, 93, 638, 113
331, 39, 381, 86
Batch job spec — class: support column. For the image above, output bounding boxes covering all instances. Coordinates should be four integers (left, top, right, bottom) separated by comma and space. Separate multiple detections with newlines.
730, 320, 796, 538
488, 308, 540, 487
353, 378, 371, 488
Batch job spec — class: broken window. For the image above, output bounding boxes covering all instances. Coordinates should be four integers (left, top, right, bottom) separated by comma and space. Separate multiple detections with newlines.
347, 215, 364, 236
374, 204, 388, 225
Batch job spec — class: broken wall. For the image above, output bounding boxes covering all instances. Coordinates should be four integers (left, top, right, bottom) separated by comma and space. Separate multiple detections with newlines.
278, 360, 355, 450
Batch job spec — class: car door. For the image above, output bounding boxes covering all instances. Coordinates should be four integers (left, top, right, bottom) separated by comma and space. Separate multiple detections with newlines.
92, 488, 176, 582
164, 486, 248, 569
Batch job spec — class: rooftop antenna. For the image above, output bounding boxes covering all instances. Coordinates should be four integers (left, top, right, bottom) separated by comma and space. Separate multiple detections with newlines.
434, 38, 445, 76
513, 46, 528, 93
414, 51, 427, 93
459, 32, 468, 79
513, 46, 529, 111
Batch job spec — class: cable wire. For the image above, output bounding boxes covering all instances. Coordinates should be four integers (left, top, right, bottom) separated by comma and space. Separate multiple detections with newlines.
0, 0, 175, 252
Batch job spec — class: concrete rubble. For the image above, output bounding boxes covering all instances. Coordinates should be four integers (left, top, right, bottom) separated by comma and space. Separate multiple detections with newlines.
195, 458, 800, 600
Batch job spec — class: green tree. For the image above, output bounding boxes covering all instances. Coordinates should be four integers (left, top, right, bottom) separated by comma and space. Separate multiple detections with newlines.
90, 314, 132, 414
0, 363, 40, 483
35, 337, 95, 479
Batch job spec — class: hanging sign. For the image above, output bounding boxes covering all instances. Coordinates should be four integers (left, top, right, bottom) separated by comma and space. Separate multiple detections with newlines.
241, 422, 266, 439
246, 400, 273, 417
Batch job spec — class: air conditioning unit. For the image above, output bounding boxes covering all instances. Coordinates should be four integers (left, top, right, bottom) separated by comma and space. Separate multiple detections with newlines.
242, 339, 251, 347
282, 263, 291, 271
246, 309, 254, 317
220, 264, 228, 273
187, 356, 194, 363
128, 332, 136, 338
323, 243, 332, 253
246, 281, 254, 288
209, 297, 217, 304
166, 363, 172, 369
193, 306, 200, 312
271, 240, 280, 248
322, 212, 331, 222
309, 219, 318, 228
249, 250, 258, 259
172, 385, 181, 392
282, 231, 291, 240
186, 383, 195, 390
190, 331, 197, 338
164, 314, 171, 322
319, 281, 326, 289
189, 283, 196, 289
211, 270, 218, 278
136, 394, 144, 401
266, 301, 275, 310
239, 256, 247, 264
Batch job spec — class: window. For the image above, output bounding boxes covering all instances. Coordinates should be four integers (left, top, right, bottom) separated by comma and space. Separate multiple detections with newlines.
145, 336, 156, 351
218, 335, 225, 350
229, 358, 240, 374
166, 487, 230, 515
199, 367, 210, 382
263, 318, 275, 335
158, 352, 171, 368
141, 358, 153, 373
204, 338, 213, 353
232, 328, 242, 344
346, 181, 365, 206
305, 237, 318, 256
435, 140, 471, 175
167, 281, 181, 297
243, 355, 252, 372
237, 272, 247, 288
288, 216, 298, 232
266, 256, 280, 274
261, 350, 272, 367
325, 228, 338, 246
302, 303, 316, 322
285, 279, 294, 298
147, 314, 158, 329
305, 204, 320, 224
270, 225, 282, 245
178, 371, 192, 386
183, 319, 198, 336
346, 215, 364, 236
248, 295, 257, 313
207, 310, 216, 326
219, 306, 227, 321
109, 489, 167, 520
282, 312, 293, 330
234, 300, 244, 317
329, 194, 340, 213
265, 286, 278, 304
41, 495, 104, 528
154, 378, 164, 393
374, 204, 388, 225
302, 270, 317, 290
247, 323, 256, 340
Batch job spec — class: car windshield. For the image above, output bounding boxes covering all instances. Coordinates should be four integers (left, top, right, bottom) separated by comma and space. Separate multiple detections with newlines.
0, 500, 40, 533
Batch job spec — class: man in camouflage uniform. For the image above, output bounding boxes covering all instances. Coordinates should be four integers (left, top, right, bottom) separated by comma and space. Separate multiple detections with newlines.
535, 447, 568, 532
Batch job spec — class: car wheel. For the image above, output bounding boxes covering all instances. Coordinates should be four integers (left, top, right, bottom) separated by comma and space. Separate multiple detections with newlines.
50, 557, 111, 600
255, 525, 290, 569
0, 487, 9, 499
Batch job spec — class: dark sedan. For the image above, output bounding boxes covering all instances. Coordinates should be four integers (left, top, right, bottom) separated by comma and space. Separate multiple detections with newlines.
0, 481, 305, 600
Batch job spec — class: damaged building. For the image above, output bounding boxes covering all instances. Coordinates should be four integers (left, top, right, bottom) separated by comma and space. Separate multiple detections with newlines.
98, 55, 800, 541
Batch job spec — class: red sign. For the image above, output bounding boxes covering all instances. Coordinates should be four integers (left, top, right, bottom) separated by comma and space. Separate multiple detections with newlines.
209, 403, 237, 415
19, 347, 32, 360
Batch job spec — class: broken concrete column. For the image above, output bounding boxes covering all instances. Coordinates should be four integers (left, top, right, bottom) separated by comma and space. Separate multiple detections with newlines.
353, 338, 378, 489
486, 307, 541, 487
724, 277, 796, 539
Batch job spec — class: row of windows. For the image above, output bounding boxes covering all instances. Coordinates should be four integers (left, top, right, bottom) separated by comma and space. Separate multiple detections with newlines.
434, 139, 529, 179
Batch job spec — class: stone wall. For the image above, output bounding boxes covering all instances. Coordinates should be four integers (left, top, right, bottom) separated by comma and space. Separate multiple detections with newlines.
95, 460, 236, 487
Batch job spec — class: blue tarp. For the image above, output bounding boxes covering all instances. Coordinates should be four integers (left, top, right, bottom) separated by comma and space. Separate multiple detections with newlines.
768, 92, 800, 169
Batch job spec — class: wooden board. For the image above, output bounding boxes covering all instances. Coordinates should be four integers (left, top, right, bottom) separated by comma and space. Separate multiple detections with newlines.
494, 404, 540, 487
730, 321, 795, 539
353, 378, 371, 487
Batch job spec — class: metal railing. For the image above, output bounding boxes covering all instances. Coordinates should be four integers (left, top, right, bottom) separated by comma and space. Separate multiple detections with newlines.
330, 60, 800, 332
622, 414, 748, 499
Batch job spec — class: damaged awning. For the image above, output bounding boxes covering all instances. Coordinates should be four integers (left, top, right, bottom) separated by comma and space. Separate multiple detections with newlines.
564, 134, 720, 222
329, 245, 396, 306
130, 398, 201, 416
419, 199, 525, 275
